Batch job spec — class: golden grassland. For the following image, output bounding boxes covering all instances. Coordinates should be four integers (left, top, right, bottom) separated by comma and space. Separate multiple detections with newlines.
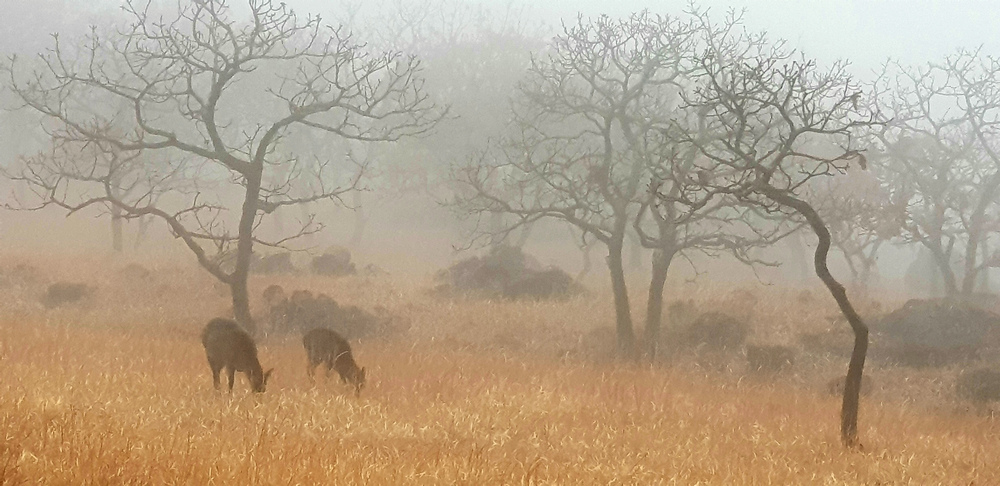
1, 254, 999, 484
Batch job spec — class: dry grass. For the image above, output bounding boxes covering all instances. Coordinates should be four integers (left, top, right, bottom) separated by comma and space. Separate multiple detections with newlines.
1, 254, 999, 484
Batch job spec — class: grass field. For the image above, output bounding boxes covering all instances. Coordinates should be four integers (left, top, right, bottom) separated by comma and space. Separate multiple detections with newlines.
1, 255, 998, 485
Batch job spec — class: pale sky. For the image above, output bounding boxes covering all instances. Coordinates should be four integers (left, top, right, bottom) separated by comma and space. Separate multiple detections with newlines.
533, 0, 1000, 78
276, 0, 1000, 79
5, 0, 999, 77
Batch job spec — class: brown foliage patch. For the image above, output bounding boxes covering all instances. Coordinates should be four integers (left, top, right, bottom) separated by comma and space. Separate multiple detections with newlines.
41, 282, 92, 308
435, 246, 580, 300
874, 298, 1000, 367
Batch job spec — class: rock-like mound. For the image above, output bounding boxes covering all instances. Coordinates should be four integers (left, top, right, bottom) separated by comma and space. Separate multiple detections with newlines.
797, 328, 855, 358
435, 246, 579, 300
252, 252, 296, 274
118, 263, 152, 280
874, 298, 1000, 367
262, 284, 286, 307
311, 247, 356, 277
42, 282, 92, 308
956, 368, 1000, 403
264, 289, 394, 339
0, 263, 40, 287
746, 344, 795, 373
673, 312, 749, 351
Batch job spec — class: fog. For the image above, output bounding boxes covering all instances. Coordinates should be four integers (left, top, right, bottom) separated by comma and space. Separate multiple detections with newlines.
6, 0, 1000, 464
2, 0, 999, 291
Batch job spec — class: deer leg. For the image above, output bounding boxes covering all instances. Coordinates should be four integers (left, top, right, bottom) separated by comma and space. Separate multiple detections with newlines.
211, 365, 222, 390
227, 368, 236, 392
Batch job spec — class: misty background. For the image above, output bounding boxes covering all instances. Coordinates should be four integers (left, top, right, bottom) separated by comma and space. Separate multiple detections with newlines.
1, 0, 997, 289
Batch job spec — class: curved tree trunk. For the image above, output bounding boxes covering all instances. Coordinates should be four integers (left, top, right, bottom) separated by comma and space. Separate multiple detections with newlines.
644, 248, 675, 361
231, 167, 263, 336
765, 189, 869, 447
607, 240, 636, 359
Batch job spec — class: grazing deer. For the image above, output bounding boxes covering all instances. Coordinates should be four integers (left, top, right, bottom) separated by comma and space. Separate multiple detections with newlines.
201, 318, 273, 393
303, 327, 366, 396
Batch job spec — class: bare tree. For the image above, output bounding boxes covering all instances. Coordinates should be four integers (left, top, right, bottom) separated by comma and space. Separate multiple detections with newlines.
453, 11, 790, 361
670, 12, 879, 446
635, 114, 793, 360
4, 0, 442, 334
871, 51, 1000, 296
452, 12, 700, 359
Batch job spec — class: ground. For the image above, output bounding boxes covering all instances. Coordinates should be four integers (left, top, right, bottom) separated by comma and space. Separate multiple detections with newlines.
0, 254, 998, 484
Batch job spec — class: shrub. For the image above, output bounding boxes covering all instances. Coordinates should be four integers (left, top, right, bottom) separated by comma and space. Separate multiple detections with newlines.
262, 284, 286, 307
956, 368, 1000, 403
436, 245, 579, 300
311, 247, 356, 276
676, 312, 748, 351
746, 344, 795, 373
265, 289, 393, 340
797, 329, 854, 358
874, 298, 1000, 367
41, 282, 91, 308
252, 253, 296, 274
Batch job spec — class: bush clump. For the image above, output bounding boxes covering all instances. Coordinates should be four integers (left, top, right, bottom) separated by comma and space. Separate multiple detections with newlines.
42, 282, 92, 308
264, 288, 394, 339
311, 247, 356, 277
673, 312, 749, 351
746, 344, 795, 373
956, 368, 1000, 403
262, 284, 286, 307
435, 245, 579, 300
874, 298, 1000, 367
252, 252, 296, 274
118, 263, 152, 280
797, 329, 855, 358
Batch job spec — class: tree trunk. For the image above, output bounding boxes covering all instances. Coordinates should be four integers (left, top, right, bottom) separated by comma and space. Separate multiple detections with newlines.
765, 189, 868, 448
627, 232, 643, 273
133, 215, 152, 251
962, 243, 977, 296
644, 248, 674, 361
349, 191, 368, 250
928, 246, 958, 296
514, 221, 535, 248
231, 167, 263, 336
786, 230, 810, 283
111, 206, 124, 253
980, 243, 992, 292
576, 240, 595, 283
607, 240, 636, 359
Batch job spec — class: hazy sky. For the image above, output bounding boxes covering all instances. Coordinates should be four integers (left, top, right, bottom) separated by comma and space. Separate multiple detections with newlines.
534, 0, 1000, 78
5, 0, 998, 77
247, 0, 1000, 79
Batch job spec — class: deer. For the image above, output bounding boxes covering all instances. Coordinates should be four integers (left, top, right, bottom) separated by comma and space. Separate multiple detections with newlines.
201, 318, 273, 393
302, 327, 366, 396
